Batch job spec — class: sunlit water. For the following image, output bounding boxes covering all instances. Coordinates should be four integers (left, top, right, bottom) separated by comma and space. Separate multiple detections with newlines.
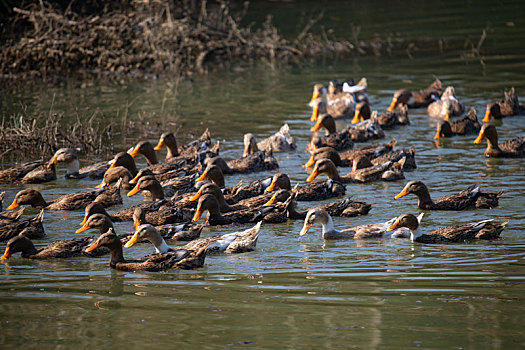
1, 1, 525, 348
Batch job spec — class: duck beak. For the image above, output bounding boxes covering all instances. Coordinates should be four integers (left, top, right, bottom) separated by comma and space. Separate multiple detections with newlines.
310, 117, 324, 132
388, 220, 401, 231
132, 217, 143, 230
86, 240, 100, 252
351, 110, 361, 124
433, 130, 442, 140
7, 199, 19, 210
299, 222, 312, 236
107, 162, 117, 170
443, 109, 451, 121
482, 109, 491, 123
394, 188, 410, 199
306, 167, 319, 182
95, 180, 108, 189
127, 184, 141, 197
124, 232, 140, 248
264, 193, 278, 206
473, 129, 485, 144
310, 105, 319, 122
129, 146, 141, 158
387, 98, 397, 112
1, 247, 12, 260
190, 188, 203, 202
266, 178, 278, 192
51, 155, 58, 165
192, 204, 204, 222
76, 223, 91, 233
309, 90, 319, 106
305, 155, 316, 168
351, 162, 358, 172
129, 173, 141, 185
196, 169, 209, 182
79, 213, 89, 226
154, 139, 165, 151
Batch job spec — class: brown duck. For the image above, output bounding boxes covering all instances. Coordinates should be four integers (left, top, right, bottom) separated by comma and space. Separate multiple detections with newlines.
434, 107, 481, 139
387, 79, 442, 111
86, 230, 206, 271
474, 124, 525, 158
394, 180, 503, 210
388, 213, 507, 243
309, 114, 354, 151
49, 148, 108, 179
266, 172, 346, 201
132, 207, 203, 241
352, 102, 409, 129
0, 210, 45, 242
482, 88, 523, 122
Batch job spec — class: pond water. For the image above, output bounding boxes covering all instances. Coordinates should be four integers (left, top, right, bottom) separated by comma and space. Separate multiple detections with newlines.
1, 1, 525, 348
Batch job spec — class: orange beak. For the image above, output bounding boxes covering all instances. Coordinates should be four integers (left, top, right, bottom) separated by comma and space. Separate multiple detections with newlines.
351, 110, 361, 124
394, 188, 410, 199
190, 188, 203, 202
299, 222, 312, 236
95, 180, 108, 189
196, 169, 209, 182
86, 240, 100, 252
129, 146, 141, 158
129, 173, 141, 185
473, 129, 486, 144
264, 193, 279, 206
310, 119, 323, 132
387, 98, 398, 112
443, 109, 451, 122
1, 247, 12, 260
7, 199, 19, 210
309, 90, 320, 106
51, 155, 58, 165
305, 155, 316, 168
107, 161, 117, 170
127, 184, 141, 197
80, 212, 89, 226
154, 138, 165, 151
388, 220, 401, 231
306, 167, 319, 182
352, 162, 359, 173
124, 232, 140, 248
266, 178, 278, 192
482, 109, 491, 123
434, 130, 442, 140
192, 204, 204, 222
310, 105, 319, 122
76, 223, 91, 233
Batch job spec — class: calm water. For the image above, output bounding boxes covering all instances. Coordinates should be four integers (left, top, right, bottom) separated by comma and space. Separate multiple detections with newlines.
1, 1, 525, 348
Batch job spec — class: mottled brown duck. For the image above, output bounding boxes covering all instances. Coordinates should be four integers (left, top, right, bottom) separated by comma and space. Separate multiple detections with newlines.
482, 88, 523, 122
86, 230, 206, 271
474, 124, 525, 158
132, 207, 203, 241
394, 180, 503, 210
427, 86, 465, 119
434, 107, 481, 139
388, 213, 507, 243
265, 172, 346, 201
0, 210, 45, 242
387, 79, 442, 111
309, 114, 354, 151
352, 102, 409, 129
49, 148, 108, 179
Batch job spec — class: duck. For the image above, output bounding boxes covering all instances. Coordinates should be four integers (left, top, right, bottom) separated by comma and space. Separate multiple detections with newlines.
194, 164, 226, 188
309, 114, 354, 151
49, 148, 108, 179
192, 194, 277, 226
265, 189, 374, 218
344, 119, 385, 143
299, 209, 421, 240
0, 210, 45, 242
427, 87, 465, 119
189, 183, 250, 211
352, 102, 409, 129
1, 232, 108, 260
253, 124, 296, 154
127, 222, 262, 255
19, 163, 57, 184
127, 176, 166, 201
482, 88, 523, 122
107, 152, 139, 177
153, 132, 180, 161
80, 202, 118, 227
132, 207, 203, 241
76, 213, 115, 234
473, 124, 525, 158
227, 149, 279, 174
128, 167, 188, 186
95, 166, 133, 189
388, 213, 507, 243
305, 140, 398, 169
307, 158, 401, 184
86, 229, 206, 271
129, 171, 198, 198
394, 180, 503, 210
309, 79, 368, 121
0, 160, 42, 184
129, 141, 186, 175
265, 172, 346, 201
7, 184, 122, 211
387, 79, 442, 111
0, 207, 24, 226
434, 107, 481, 139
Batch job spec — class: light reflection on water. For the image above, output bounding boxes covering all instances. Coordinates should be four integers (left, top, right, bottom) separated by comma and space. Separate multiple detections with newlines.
2, 1, 525, 348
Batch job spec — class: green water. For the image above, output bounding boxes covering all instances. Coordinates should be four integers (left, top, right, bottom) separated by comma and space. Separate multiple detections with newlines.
1, 1, 525, 348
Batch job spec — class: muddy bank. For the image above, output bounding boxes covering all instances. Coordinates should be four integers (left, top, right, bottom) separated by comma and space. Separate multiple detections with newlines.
0, 1, 429, 80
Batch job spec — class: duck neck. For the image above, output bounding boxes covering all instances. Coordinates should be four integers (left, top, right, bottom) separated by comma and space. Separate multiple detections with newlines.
485, 136, 502, 156
109, 244, 126, 268
416, 190, 434, 208
218, 194, 234, 213
65, 159, 80, 176
150, 234, 171, 254
321, 216, 338, 238
166, 140, 179, 159
409, 226, 424, 242
21, 244, 40, 258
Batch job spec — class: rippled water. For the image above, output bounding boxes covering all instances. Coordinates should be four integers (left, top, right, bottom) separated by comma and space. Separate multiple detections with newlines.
1, 1, 525, 348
